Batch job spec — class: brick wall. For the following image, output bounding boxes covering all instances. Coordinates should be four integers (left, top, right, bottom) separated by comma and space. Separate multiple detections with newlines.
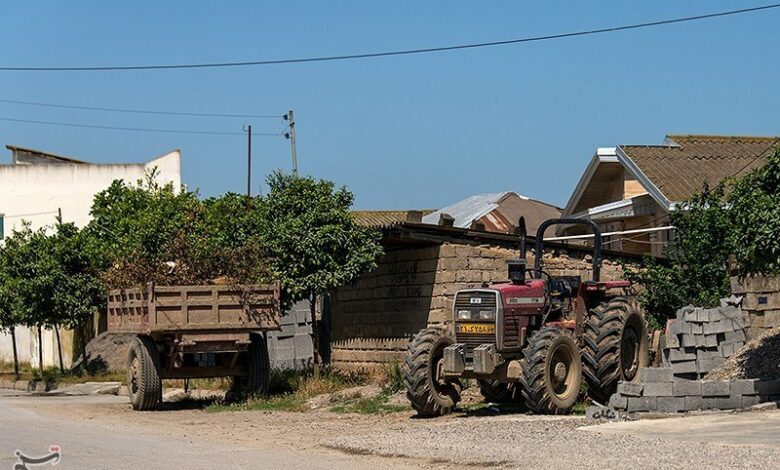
331, 241, 624, 372
731, 276, 780, 340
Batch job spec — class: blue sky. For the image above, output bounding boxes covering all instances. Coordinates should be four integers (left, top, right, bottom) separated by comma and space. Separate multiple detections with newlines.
0, 1, 778, 209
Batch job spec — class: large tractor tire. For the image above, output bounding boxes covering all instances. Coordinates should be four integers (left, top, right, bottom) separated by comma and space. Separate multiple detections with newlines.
582, 296, 649, 405
229, 333, 271, 400
519, 327, 582, 414
403, 328, 462, 417
477, 379, 516, 404
127, 335, 162, 411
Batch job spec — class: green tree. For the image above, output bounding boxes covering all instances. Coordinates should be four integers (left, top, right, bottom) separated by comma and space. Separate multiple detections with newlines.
0, 222, 103, 372
257, 172, 383, 303
728, 147, 780, 275
0, 247, 23, 375
626, 184, 732, 326
257, 172, 383, 363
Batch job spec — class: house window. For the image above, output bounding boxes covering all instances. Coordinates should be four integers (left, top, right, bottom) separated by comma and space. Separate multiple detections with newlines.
0, 214, 4, 240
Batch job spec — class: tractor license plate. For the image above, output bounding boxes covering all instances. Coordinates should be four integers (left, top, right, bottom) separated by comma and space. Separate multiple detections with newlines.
456, 323, 495, 334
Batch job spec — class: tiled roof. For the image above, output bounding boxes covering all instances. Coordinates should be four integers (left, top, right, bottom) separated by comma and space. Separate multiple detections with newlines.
353, 210, 434, 228
621, 135, 779, 202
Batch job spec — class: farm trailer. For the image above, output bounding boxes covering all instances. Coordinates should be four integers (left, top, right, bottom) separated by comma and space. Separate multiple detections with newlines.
107, 282, 281, 410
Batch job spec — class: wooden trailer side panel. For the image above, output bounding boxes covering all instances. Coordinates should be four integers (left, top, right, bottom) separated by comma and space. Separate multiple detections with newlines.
107, 282, 281, 334
107, 287, 151, 334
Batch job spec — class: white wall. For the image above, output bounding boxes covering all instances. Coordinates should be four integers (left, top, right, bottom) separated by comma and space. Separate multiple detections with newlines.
0, 150, 180, 234
0, 149, 181, 368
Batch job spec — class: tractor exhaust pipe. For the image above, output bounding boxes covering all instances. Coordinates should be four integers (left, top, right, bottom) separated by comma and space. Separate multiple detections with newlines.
507, 217, 528, 284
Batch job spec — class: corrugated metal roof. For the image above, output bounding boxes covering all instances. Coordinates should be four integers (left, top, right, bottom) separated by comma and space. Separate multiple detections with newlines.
422, 192, 517, 228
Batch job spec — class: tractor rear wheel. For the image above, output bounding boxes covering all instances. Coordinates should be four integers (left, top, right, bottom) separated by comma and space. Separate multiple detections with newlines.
127, 335, 162, 411
582, 296, 649, 405
403, 328, 462, 417
519, 327, 582, 414
477, 379, 516, 404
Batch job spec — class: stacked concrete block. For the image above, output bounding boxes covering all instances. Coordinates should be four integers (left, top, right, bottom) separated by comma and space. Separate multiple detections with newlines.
662, 300, 745, 379
604, 367, 780, 415
267, 300, 314, 370
731, 275, 780, 340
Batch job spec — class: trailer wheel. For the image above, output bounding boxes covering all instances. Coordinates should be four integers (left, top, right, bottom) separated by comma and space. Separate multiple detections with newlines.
582, 297, 648, 405
229, 333, 270, 400
477, 379, 516, 404
403, 328, 462, 417
127, 336, 162, 411
520, 327, 581, 414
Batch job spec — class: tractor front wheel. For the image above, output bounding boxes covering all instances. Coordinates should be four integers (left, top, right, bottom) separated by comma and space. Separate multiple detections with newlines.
582, 297, 648, 405
403, 328, 462, 417
519, 327, 582, 414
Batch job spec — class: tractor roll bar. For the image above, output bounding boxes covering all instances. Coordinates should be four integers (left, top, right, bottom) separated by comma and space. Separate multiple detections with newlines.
534, 218, 602, 282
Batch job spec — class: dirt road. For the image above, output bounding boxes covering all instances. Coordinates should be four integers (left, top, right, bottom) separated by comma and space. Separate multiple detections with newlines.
2, 389, 780, 469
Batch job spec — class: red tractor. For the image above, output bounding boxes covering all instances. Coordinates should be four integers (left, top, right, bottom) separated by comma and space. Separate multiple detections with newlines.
403, 218, 648, 416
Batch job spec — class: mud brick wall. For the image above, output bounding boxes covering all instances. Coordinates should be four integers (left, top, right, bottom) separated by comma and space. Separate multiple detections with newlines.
731, 276, 780, 340
331, 242, 624, 372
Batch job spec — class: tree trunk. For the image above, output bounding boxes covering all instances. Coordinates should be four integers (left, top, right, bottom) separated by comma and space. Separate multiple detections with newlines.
81, 319, 88, 372
54, 323, 64, 374
10, 326, 19, 377
37, 324, 44, 373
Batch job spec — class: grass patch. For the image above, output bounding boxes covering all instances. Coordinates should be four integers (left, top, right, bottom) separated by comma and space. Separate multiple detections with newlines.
329, 391, 408, 415
572, 401, 589, 415
206, 367, 367, 413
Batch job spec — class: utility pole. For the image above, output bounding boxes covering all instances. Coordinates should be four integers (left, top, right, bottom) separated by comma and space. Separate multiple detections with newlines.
245, 125, 252, 208
284, 110, 298, 175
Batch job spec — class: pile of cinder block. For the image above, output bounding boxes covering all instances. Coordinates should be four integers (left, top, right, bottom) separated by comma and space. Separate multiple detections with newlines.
606, 367, 780, 414
267, 300, 314, 370
662, 299, 745, 379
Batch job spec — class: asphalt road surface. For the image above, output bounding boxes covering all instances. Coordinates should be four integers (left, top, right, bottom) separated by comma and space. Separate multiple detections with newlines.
3, 388, 780, 470
0, 389, 425, 470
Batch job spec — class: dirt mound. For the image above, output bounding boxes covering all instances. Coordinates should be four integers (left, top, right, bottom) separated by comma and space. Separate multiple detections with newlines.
78, 332, 136, 373
705, 327, 780, 381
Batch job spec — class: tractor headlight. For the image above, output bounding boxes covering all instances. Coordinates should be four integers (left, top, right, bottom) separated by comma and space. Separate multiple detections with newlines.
478, 309, 495, 320
457, 310, 472, 320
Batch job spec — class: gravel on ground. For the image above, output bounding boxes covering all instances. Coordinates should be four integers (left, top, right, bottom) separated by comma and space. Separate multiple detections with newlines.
34, 389, 780, 470
706, 327, 780, 380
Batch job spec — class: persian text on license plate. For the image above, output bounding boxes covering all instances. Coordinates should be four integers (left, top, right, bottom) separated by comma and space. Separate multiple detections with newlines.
456, 323, 495, 334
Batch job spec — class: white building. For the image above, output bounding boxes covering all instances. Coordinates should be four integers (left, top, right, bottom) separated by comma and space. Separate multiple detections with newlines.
0, 145, 181, 369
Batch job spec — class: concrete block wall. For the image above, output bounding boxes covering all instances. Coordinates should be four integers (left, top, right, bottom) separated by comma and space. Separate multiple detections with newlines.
662, 302, 745, 379
608, 367, 780, 414
267, 300, 314, 370
330, 241, 625, 372
731, 276, 780, 340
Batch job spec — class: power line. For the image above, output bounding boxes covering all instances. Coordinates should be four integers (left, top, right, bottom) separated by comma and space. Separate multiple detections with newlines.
0, 97, 282, 118
0, 116, 282, 137
1, 4, 778, 72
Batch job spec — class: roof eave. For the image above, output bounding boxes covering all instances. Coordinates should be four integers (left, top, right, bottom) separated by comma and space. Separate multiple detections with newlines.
615, 145, 673, 211
562, 147, 619, 217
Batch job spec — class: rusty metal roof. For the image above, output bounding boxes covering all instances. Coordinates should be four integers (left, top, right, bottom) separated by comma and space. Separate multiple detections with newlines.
620, 135, 779, 203
422, 192, 562, 235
